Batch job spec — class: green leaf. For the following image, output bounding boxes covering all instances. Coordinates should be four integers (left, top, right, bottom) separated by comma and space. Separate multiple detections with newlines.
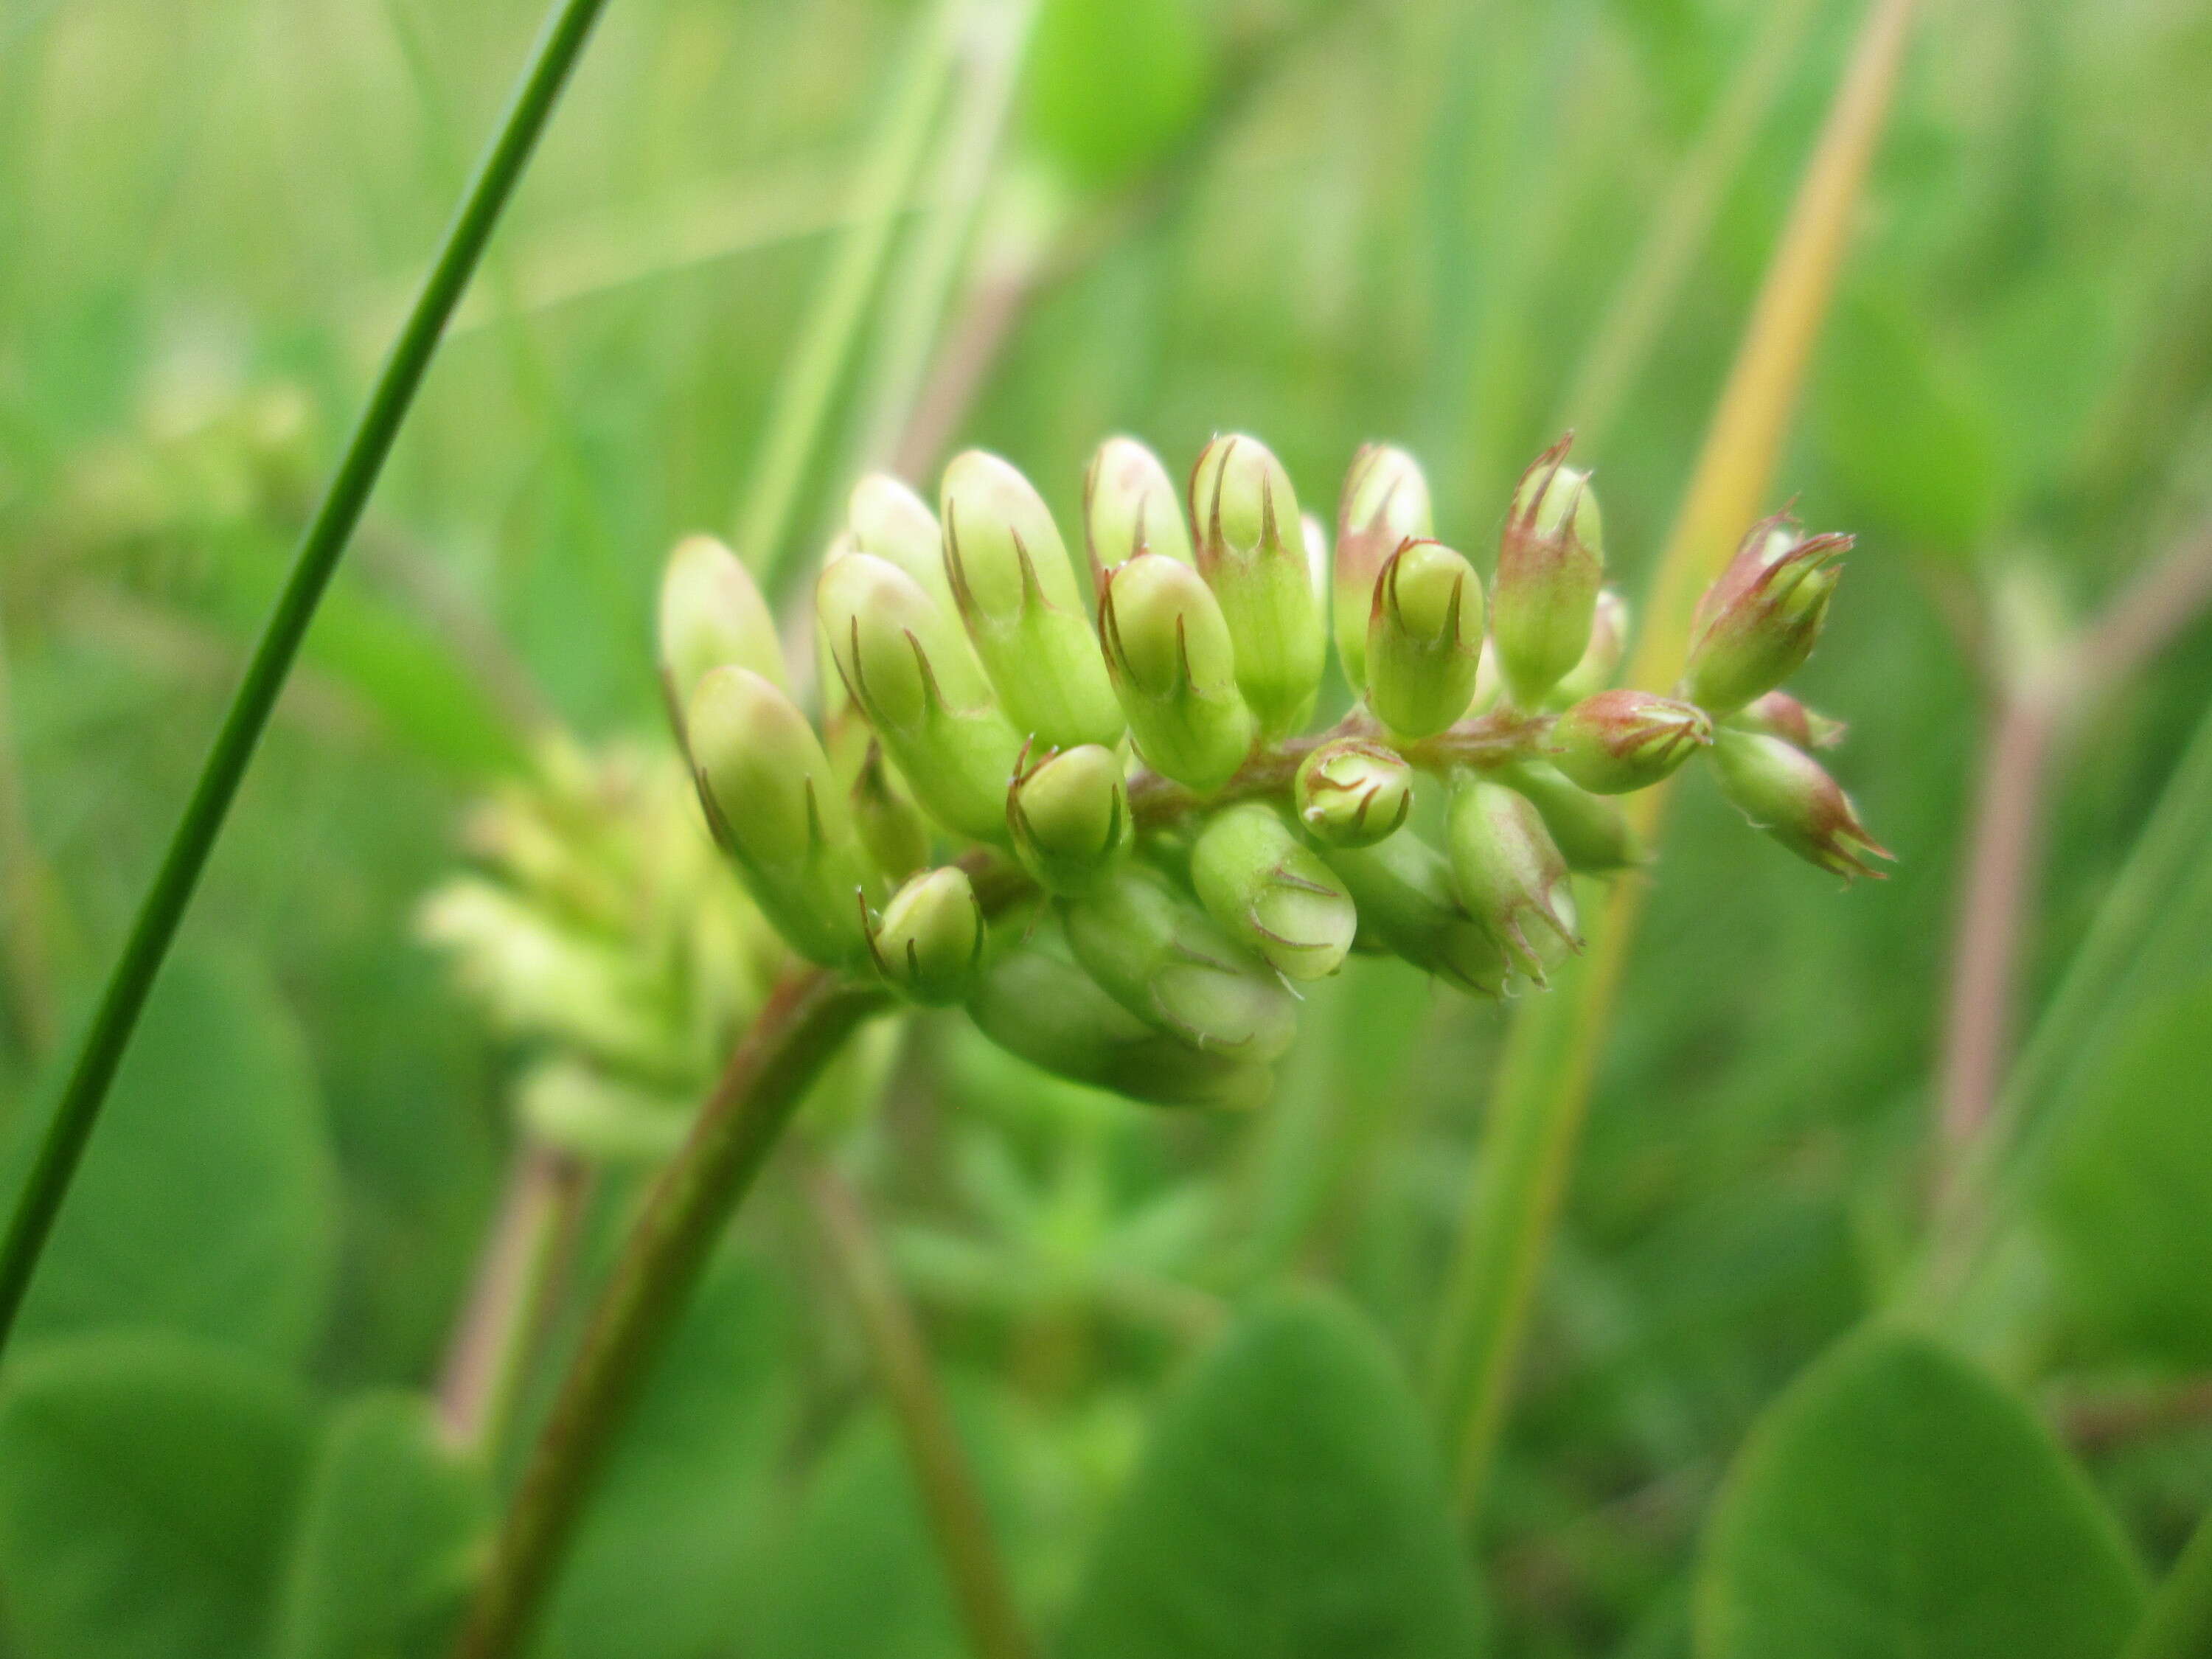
273, 1391, 490, 1659
1025, 0, 1213, 191
540, 1253, 795, 1659
0, 1333, 318, 1659
1061, 1288, 1485, 1659
1695, 1329, 2145, 1659
2038, 977, 2212, 1368
5, 949, 338, 1366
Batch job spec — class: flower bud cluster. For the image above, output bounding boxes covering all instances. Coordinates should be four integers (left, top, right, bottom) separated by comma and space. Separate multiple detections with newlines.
655, 433, 1888, 1111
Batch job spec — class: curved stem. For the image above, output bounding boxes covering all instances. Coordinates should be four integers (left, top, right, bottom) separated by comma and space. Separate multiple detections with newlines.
453, 970, 888, 1659
0, 0, 613, 1367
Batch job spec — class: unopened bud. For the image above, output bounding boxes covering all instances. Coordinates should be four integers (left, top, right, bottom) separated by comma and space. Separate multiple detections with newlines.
1366, 539, 1484, 739
1063, 864, 1297, 1060
942, 450, 1125, 751
1446, 778, 1580, 981
1333, 444, 1433, 692
1493, 435, 1604, 706
688, 667, 877, 967
1083, 436, 1192, 580
850, 742, 931, 883
1007, 742, 1130, 896
1189, 434, 1326, 737
658, 535, 787, 730
1549, 689, 1711, 794
1301, 512, 1329, 605
1323, 833, 1513, 995
1098, 552, 1256, 792
867, 866, 985, 1005
849, 473, 959, 614
1711, 728, 1892, 880
1681, 514, 1849, 715
1500, 761, 1641, 873
968, 932, 1273, 1110
1548, 588, 1630, 708
818, 552, 1022, 842
1730, 689, 1847, 751
1192, 803, 1357, 981
1295, 737, 1413, 849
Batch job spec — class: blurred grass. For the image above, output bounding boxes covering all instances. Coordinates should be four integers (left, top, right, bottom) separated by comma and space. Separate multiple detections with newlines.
4, 0, 2212, 1653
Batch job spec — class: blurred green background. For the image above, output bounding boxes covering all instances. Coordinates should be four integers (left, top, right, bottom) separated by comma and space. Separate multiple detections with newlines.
3, 0, 2212, 1655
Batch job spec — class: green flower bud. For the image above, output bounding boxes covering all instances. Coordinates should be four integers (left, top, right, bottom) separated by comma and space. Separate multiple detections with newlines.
1729, 688, 1848, 751
658, 534, 787, 729
1681, 514, 1850, 715
1366, 538, 1484, 739
1189, 434, 1326, 737
1493, 435, 1604, 707
1082, 436, 1192, 581
941, 449, 1125, 751
866, 866, 986, 1005
1446, 777, 1580, 981
1062, 864, 1298, 1060
1301, 512, 1329, 604
1097, 552, 1256, 793
850, 740, 932, 883
1007, 742, 1130, 896
1192, 802, 1357, 981
1322, 832, 1513, 995
1711, 728, 1892, 880
849, 473, 959, 613
1332, 443, 1433, 692
968, 930, 1273, 1110
1295, 737, 1413, 849
1548, 689, 1711, 794
1500, 760, 1641, 873
1548, 588, 1630, 708
687, 667, 878, 967
817, 552, 1023, 843
1470, 636, 1505, 717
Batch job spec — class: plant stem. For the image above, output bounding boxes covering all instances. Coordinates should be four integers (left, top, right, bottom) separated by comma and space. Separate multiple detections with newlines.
805, 1158, 1036, 1659
1425, 0, 1921, 1516
740, 0, 967, 595
2122, 1508, 2212, 1659
0, 0, 612, 1367
453, 970, 888, 1659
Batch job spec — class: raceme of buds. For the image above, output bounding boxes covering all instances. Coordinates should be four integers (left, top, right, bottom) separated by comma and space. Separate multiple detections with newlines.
1008, 742, 1130, 896
1731, 689, 1847, 752
1492, 437, 1604, 708
659, 431, 1885, 1117
1681, 514, 1850, 715
942, 450, 1125, 751
1366, 538, 1484, 739
1447, 777, 1580, 981
1084, 435, 1193, 580
1549, 588, 1630, 709
1062, 864, 1298, 1060
1098, 552, 1256, 792
1332, 443, 1433, 692
818, 552, 1023, 843
1295, 737, 1413, 849
659, 535, 787, 726
1192, 803, 1357, 981
1711, 728, 1893, 880
1189, 434, 1326, 738
867, 866, 985, 1005
1548, 689, 1712, 795
688, 667, 878, 968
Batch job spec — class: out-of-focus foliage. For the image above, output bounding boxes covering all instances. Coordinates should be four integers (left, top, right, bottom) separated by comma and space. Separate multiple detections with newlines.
3, 0, 2212, 1654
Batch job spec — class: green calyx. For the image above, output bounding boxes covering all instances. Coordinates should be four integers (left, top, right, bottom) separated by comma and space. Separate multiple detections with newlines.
1446, 776, 1581, 981
1332, 444, 1433, 691
1192, 802, 1357, 981
1493, 435, 1604, 708
1008, 742, 1130, 896
1189, 433, 1326, 738
1366, 538, 1484, 740
687, 667, 880, 968
1681, 514, 1850, 715
1295, 738, 1413, 849
1548, 689, 1711, 794
1084, 435, 1193, 580
658, 534, 787, 726
867, 866, 986, 1005
1098, 552, 1257, 792
941, 449, 1126, 751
